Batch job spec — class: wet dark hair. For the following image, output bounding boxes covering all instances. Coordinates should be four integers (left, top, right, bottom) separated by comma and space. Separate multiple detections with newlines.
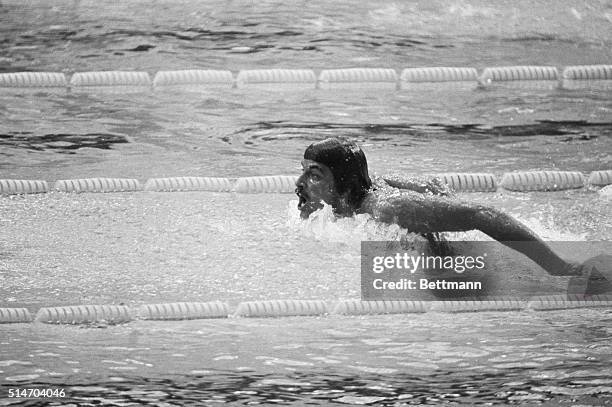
304, 137, 372, 211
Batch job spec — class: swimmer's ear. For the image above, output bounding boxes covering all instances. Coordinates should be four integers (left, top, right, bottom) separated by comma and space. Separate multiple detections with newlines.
567, 254, 612, 296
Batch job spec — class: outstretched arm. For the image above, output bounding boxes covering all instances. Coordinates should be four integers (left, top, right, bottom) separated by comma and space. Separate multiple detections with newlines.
368, 192, 580, 276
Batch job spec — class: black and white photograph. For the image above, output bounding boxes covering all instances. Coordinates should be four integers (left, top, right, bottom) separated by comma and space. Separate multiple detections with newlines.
1, 0, 612, 405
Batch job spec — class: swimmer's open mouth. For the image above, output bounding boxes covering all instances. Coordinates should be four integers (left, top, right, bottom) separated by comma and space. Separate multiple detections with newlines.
296, 188, 308, 209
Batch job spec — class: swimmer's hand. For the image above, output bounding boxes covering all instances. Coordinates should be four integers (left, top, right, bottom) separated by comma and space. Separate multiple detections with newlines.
566, 254, 612, 295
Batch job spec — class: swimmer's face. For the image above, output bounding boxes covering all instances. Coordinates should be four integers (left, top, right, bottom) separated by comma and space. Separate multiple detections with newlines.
295, 159, 338, 219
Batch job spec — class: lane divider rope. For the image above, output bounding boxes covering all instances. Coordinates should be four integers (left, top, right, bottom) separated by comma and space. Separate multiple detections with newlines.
588, 170, 612, 187
400, 67, 478, 90
233, 300, 328, 318
34, 305, 133, 324
4, 295, 612, 324
2, 65, 610, 91
437, 173, 497, 193
153, 70, 233, 89
54, 178, 142, 193
0, 72, 67, 88
2, 170, 610, 196
70, 71, 151, 88
562, 65, 612, 90
0, 179, 49, 195
479, 66, 559, 89
236, 69, 317, 90
144, 177, 233, 192
233, 175, 297, 193
500, 171, 585, 192
138, 302, 229, 320
428, 298, 525, 312
0, 308, 33, 323
332, 299, 427, 315
318, 68, 398, 90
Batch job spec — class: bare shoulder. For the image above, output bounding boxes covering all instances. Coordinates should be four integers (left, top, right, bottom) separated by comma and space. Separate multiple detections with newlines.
359, 187, 429, 218
359, 185, 476, 232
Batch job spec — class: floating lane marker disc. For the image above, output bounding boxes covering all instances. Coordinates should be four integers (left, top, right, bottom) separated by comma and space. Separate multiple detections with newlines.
0, 308, 33, 323
527, 294, 612, 311
236, 69, 316, 90
500, 171, 584, 192
233, 300, 328, 317
54, 178, 142, 193
0, 72, 67, 88
137, 302, 229, 320
436, 173, 497, 192
588, 170, 612, 187
153, 70, 234, 90
400, 67, 478, 91
234, 175, 297, 193
70, 71, 151, 92
35, 305, 133, 324
429, 298, 525, 313
0, 180, 49, 195
144, 177, 233, 192
562, 65, 612, 90
318, 68, 398, 90
332, 300, 427, 315
479, 66, 559, 89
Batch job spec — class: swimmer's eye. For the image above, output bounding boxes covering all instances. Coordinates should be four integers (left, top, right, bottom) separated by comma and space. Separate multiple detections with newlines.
310, 174, 321, 181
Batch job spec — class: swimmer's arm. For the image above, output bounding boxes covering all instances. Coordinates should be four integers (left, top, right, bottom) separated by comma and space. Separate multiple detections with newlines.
369, 194, 579, 276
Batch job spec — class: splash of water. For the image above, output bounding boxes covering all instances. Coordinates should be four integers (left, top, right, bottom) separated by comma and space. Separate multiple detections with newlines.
286, 199, 409, 248
286, 200, 587, 245
519, 216, 587, 241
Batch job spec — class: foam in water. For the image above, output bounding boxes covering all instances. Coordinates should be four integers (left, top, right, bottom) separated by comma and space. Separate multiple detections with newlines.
286, 200, 587, 245
518, 214, 587, 241
286, 199, 407, 248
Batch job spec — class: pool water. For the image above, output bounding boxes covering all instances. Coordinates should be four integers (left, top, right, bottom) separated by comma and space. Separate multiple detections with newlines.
1, 0, 612, 405
1, 310, 612, 405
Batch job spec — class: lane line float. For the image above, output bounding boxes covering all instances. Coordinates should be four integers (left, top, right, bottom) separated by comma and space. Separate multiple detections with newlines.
437, 173, 497, 192
137, 302, 229, 320
0, 72, 67, 88
400, 67, 478, 90
0, 180, 49, 195
236, 69, 316, 90
35, 305, 133, 324
153, 70, 234, 89
479, 66, 559, 89
588, 170, 612, 187
144, 177, 233, 192
70, 71, 151, 92
500, 171, 584, 192
234, 175, 297, 193
332, 299, 427, 315
318, 68, 398, 90
233, 300, 328, 317
54, 178, 142, 193
562, 65, 612, 90
527, 294, 612, 311
429, 298, 525, 312
0, 308, 33, 323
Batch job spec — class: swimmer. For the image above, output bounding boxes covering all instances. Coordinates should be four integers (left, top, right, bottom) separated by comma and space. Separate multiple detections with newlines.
295, 137, 611, 291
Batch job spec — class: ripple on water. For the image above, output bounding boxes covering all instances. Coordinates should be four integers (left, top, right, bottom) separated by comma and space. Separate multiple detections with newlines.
5, 374, 40, 382
0, 360, 32, 367
532, 386, 612, 396
348, 365, 398, 374
336, 395, 386, 404
257, 356, 314, 367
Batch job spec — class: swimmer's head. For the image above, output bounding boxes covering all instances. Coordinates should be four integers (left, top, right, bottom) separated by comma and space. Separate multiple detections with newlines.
296, 137, 372, 218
